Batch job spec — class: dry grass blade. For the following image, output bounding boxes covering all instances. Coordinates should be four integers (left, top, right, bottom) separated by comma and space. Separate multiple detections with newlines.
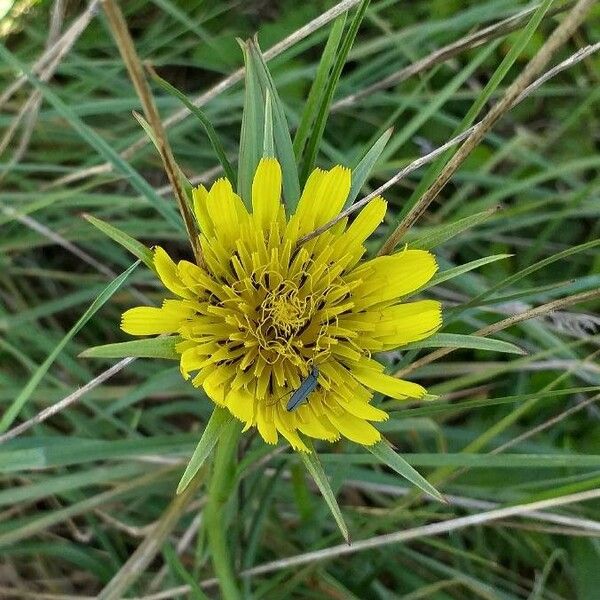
0, 357, 135, 445
378, 0, 597, 254
101, 0, 202, 266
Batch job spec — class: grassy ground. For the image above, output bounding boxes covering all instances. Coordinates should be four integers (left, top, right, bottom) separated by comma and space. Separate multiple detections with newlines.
1, 0, 600, 598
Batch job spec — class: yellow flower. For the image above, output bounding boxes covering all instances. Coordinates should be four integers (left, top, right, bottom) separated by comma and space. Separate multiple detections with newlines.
122, 158, 441, 451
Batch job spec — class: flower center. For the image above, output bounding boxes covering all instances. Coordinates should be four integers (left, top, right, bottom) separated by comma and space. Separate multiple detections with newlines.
262, 287, 309, 337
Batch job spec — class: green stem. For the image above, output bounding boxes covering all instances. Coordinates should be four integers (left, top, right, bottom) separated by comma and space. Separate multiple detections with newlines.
205, 419, 242, 600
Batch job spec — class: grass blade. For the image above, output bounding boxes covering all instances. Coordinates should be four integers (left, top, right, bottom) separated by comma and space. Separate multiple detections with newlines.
346, 127, 393, 208
0, 261, 140, 433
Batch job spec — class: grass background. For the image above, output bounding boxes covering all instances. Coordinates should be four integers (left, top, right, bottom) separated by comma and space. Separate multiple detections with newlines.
1, 0, 599, 598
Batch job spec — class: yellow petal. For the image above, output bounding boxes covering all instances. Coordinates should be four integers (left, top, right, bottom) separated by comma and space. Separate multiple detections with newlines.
367, 300, 442, 349
192, 184, 213, 237
256, 404, 278, 445
202, 366, 234, 405
207, 178, 248, 246
292, 165, 351, 236
225, 387, 256, 427
273, 410, 309, 452
352, 362, 426, 400
326, 411, 381, 445
121, 299, 193, 335
350, 249, 437, 309
252, 158, 282, 230
332, 197, 386, 266
153, 247, 194, 299
334, 393, 389, 422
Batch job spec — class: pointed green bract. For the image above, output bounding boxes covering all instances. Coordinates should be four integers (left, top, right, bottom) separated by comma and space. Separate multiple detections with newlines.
427, 254, 512, 287
80, 337, 179, 360
83, 214, 155, 272
238, 39, 265, 209
346, 127, 393, 208
365, 439, 443, 502
132, 111, 194, 204
401, 333, 526, 355
176, 407, 233, 494
151, 72, 236, 185
410, 206, 499, 250
300, 440, 350, 544
246, 39, 300, 209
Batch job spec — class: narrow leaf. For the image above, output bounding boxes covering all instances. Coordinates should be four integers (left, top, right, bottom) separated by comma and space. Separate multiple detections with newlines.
132, 111, 191, 196
346, 127, 393, 208
426, 254, 512, 288
293, 14, 346, 162
151, 72, 236, 185
300, 0, 370, 183
410, 206, 500, 250
300, 440, 350, 544
80, 337, 179, 360
83, 214, 155, 272
177, 407, 233, 494
401, 333, 526, 355
365, 439, 444, 502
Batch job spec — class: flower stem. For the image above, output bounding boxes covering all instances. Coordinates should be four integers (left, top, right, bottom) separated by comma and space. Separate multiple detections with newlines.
205, 418, 242, 600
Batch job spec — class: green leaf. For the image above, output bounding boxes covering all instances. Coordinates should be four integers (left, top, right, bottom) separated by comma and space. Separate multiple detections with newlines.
80, 337, 179, 360
300, 0, 370, 183
151, 72, 236, 185
83, 214, 155, 272
346, 127, 393, 208
401, 333, 526, 355
409, 206, 499, 250
300, 440, 350, 544
366, 439, 443, 502
247, 39, 300, 209
0, 261, 140, 433
293, 13, 347, 164
176, 407, 233, 494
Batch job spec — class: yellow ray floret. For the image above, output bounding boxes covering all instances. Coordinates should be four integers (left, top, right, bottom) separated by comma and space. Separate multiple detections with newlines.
121, 158, 441, 450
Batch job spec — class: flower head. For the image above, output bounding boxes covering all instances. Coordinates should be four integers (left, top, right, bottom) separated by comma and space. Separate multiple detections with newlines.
122, 159, 441, 451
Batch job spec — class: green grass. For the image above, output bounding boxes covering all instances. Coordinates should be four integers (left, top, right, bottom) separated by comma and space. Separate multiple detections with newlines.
1, 0, 599, 598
